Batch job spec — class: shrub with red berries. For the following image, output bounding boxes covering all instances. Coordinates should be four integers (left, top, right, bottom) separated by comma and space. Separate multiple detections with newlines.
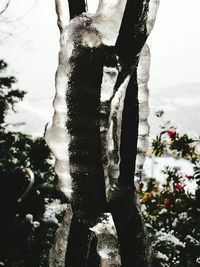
139, 111, 200, 267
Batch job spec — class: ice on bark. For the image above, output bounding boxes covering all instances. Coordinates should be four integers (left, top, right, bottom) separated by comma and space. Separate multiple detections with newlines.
90, 213, 121, 267
99, 66, 132, 199
100, 66, 119, 190
100, 67, 118, 102
46, 0, 159, 202
49, 205, 73, 267
100, 44, 151, 188
106, 76, 130, 185
55, 0, 69, 31
45, 13, 103, 200
46, 0, 160, 265
146, 0, 160, 35
92, 0, 127, 46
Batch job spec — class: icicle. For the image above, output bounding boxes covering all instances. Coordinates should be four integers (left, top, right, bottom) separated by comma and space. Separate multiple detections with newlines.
146, 0, 160, 35
100, 66, 119, 191
136, 44, 151, 180
106, 76, 130, 187
135, 0, 160, 179
45, 12, 103, 200
45, 64, 72, 199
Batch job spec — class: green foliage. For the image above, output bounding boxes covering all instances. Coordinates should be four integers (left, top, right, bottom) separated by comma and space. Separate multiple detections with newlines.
0, 59, 64, 266
152, 110, 199, 163
152, 134, 167, 156
139, 111, 200, 267
0, 60, 26, 126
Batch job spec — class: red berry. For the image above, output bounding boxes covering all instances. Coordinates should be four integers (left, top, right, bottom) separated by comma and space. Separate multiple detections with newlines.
166, 129, 176, 138
174, 182, 183, 191
164, 198, 171, 208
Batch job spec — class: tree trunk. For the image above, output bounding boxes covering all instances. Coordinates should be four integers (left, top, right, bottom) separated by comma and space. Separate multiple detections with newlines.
45, 0, 160, 266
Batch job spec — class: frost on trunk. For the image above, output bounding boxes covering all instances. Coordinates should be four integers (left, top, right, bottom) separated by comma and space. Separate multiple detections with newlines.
49, 205, 73, 267
45, 0, 159, 266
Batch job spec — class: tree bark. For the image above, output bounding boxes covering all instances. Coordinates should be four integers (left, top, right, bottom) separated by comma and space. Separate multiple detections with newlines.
68, 0, 86, 20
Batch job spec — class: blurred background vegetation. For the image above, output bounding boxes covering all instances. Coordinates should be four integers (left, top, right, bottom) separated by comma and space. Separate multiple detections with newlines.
0, 59, 66, 266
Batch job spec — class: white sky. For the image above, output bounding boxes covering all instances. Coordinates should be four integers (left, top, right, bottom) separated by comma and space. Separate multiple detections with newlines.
1, 0, 200, 135
148, 0, 200, 89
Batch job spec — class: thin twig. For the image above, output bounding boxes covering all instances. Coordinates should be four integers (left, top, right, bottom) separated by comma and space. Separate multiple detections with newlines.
0, 0, 11, 16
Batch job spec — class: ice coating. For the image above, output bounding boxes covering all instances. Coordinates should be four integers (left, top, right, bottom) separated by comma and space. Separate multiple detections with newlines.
99, 67, 132, 196
45, 13, 104, 199
134, 0, 160, 178
106, 76, 130, 185
100, 67, 119, 190
45, 63, 72, 198
136, 44, 151, 179
45, 1, 159, 198
49, 205, 73, 267
55, 0, 69, 32
92, 0, 127, 46
90, 213, 121, 266
92, 0, 160, 46
100, 67, 118, 102
46, 0, 160, 265
100, 45, 151, 190
46, 0, 159, 209
146, 0, 160, 35
46, 0, 130, 201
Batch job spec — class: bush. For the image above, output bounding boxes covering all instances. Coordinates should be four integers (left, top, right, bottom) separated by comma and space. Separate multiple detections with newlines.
0, 59, 64, 266
138, 111, 200, 267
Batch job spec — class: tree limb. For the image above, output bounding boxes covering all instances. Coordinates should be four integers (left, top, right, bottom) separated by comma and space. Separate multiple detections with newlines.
114, 0, 150, 89
68, 0, 86, 20
115, 0, 149, 62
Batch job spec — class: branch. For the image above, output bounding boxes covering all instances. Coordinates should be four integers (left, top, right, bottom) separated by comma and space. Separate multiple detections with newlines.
114, 0, 150, 89
0, 0, 11, 16
115, 0, 149, 63
68, 0, 86, 20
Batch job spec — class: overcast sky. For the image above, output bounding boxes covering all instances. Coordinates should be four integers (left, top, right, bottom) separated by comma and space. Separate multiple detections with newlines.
1, 0, 200, 135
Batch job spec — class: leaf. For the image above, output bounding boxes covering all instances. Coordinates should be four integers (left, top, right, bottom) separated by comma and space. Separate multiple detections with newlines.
155, 110, 164, 118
